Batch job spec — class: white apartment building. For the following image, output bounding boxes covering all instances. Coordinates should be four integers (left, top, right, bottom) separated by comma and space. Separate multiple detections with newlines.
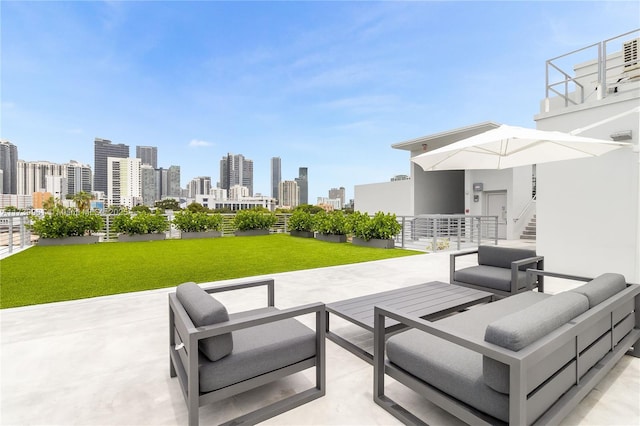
317, 197, 342, 210
107, 157, 142, 208
279, 180, 299, 209
229, 185, 250, 200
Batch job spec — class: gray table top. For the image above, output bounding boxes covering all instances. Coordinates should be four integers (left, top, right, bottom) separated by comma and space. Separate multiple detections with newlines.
326, 281, 493, 332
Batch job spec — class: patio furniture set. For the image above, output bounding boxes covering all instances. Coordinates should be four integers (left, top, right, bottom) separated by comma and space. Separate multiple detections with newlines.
168, 246, 640, 426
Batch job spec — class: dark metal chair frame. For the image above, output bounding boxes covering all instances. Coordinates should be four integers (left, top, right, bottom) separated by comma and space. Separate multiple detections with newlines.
450, 248, 545, 298
169, 279, 326, 426
373, 270, 640, 425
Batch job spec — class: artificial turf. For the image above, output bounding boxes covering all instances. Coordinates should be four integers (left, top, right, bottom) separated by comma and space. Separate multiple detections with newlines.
0, 234, 420, 308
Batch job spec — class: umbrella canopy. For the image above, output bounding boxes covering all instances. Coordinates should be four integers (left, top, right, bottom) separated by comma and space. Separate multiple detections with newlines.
412, 124, 631, 171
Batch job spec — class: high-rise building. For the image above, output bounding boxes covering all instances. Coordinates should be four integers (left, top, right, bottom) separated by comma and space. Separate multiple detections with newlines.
295, 167, 308, 205
220, 153, 253, 196
279, 180, 299, 208
67, 160, 92, 195
140, 164, 156, 207
17, 160, 67, 196
167, 165, 181, 198
329, 187, 346, 207
107, 157, 141, 208
270, 157, 281, 202
136, 146, 158, 168
94, 138, 129, 196
0, 140, 18, 194
188, 176, 212, 198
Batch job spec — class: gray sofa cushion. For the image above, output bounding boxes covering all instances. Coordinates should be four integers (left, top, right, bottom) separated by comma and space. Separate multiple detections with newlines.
387, 291, 548, 423
483, 292, 589, 394
454, 265, 528, 292
176, 282, 233, 362
570, 273, 626, 308
198, 307, 316, 393
477, 245, 538, 270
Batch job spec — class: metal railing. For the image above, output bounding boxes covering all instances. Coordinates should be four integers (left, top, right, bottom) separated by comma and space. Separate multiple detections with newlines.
0, 213, 32, 257
395, 215, 498, 252
1, 212, 498, 257
545, 29, 639, 109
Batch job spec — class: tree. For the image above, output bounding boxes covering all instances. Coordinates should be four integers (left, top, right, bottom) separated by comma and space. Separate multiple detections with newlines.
155, 198, 180, 211
131, 205, 151, 213
43, 196, 63, 212
187, 202, 207, 213
72, 191, 93, 212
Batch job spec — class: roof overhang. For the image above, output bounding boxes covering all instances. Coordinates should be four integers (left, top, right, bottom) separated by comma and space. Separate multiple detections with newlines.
391, 121, 501, 156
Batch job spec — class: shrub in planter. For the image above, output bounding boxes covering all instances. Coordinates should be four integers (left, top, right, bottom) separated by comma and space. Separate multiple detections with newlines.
113, 211, 169, 235
288, 209, 314, 237
172, 210, 223, 233
313, 210, 348, 235
29, 211, 103, 239
348, 211, 401, 241
233, 209, 277, 232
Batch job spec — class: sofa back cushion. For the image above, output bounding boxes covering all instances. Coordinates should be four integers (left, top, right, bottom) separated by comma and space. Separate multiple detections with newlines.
483, 291, 589, 393
477, 245, 537, 270
176, 282, 233, 362
569, 273, 626, 308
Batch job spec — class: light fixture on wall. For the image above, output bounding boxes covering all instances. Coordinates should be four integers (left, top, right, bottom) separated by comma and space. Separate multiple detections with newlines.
610, 130, 632, 141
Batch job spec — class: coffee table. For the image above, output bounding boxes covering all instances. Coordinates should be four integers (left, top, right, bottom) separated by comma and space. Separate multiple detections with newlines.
326, 281, 493, 363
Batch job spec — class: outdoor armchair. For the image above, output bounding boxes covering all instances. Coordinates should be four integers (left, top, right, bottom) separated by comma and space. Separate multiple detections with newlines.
450, 245, 544, 298
169, 279, 326, 426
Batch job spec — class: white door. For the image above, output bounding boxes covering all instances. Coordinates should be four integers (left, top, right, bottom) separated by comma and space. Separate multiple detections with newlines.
486, 191, 507, 239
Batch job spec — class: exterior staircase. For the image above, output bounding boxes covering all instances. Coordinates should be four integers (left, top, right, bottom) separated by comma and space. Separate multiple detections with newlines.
520, 215, 536, 240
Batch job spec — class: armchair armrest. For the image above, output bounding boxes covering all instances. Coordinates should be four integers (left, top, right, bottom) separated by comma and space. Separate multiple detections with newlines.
450, 249, 479, 283
525, 269, 592, 283
202, 278, 275, 307
511, 256, 545, 293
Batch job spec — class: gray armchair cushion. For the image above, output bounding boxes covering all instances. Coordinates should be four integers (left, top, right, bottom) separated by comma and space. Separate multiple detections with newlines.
569, 273, 626, 308
477, 245, 538, 270
483, 292, 589, 394
454, 265, 528, 291
386, 291, 548, 423
176, 282, 233, 362
198, 307, 317, 393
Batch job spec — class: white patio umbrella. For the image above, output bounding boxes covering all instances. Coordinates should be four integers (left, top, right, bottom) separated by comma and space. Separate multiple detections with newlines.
412, 124, 631, 171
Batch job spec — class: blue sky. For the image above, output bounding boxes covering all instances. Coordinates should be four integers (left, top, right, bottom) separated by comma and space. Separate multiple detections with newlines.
2, 1, 639, 202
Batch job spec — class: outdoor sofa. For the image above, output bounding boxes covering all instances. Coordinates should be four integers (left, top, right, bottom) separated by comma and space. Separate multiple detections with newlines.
374, 270, 640, 425
169, 279, 326, 426
450, 245, 545, 298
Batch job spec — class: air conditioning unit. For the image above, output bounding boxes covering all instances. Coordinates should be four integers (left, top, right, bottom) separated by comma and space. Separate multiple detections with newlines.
623, 38, 639, 71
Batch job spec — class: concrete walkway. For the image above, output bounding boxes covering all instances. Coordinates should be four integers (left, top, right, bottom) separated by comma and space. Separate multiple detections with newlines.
2, 243, 639, 425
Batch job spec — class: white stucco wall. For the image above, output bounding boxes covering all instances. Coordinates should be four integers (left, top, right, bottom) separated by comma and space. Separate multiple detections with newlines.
354, 179, 413, 216
412, 164, 464, 214
535, 97, 640, 282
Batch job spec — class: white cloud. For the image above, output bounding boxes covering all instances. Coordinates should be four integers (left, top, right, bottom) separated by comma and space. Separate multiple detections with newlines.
189, 139, 213, 148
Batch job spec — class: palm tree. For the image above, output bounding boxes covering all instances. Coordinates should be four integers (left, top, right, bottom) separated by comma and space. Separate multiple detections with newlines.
43, 196, 63, 212
72, 191, 93, 212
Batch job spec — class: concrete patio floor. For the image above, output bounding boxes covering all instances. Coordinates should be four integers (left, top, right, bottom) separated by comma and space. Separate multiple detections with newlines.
2, 241, 639, 425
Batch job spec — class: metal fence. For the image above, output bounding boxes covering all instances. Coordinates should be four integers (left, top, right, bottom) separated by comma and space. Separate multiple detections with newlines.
0, 212, 497, 257
395, 215, 498, 252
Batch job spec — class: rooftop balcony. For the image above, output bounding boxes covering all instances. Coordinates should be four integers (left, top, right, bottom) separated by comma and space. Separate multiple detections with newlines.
2, 241, 638, 425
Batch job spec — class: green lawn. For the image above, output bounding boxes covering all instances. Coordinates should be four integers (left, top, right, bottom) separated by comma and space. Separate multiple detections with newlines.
0, 234, 420, 308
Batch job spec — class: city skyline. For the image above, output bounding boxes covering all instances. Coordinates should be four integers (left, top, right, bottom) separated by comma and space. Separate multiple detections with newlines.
2, 2, 639, 201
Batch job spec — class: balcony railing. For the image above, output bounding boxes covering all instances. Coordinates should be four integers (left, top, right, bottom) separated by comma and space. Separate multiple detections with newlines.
1, 212, 498, 257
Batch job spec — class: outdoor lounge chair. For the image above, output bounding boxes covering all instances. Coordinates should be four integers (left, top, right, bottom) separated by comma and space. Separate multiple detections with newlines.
450, 245, 544, 298
169, 279, 326, 426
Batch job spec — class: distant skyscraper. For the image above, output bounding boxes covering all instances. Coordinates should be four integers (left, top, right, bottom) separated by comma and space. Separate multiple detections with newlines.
188, 176, 212, 198
140, 164, 156, 207
270, 157, 281, 202
279, 180, 299, 208
329, 187, 346, 207
295, 167, 308, 205
136, 146, 158, 168
17, 160, 66, 196
167, 165, 181, 198
94, 138, 129, 196
107, 157, 141, 207
67, 160, 92, 195
0, 140, 18, 194
220, 153, 254, 196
